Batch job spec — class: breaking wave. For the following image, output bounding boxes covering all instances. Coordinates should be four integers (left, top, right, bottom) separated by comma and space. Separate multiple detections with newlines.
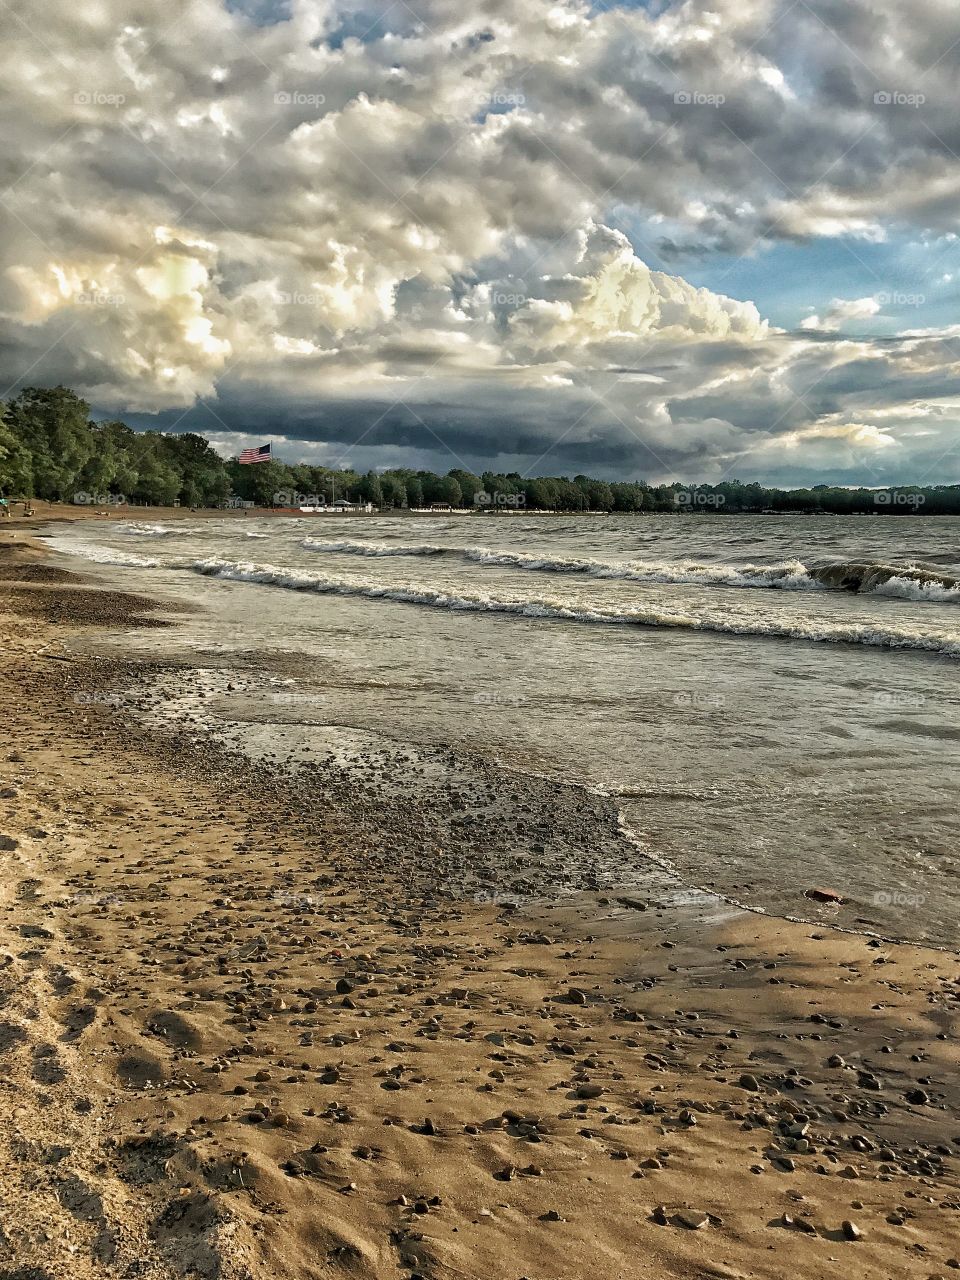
188, 557, 960, 657
303, 538, 447, 557
48, 539, 159, 568
299, 538, 960, 602
115, 523, 187, 537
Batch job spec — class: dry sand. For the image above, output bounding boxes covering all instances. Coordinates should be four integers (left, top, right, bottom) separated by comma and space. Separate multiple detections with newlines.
0, 531, 957, 1280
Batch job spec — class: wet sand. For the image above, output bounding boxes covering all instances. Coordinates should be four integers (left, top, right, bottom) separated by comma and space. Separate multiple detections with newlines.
0, 532, 958, 1280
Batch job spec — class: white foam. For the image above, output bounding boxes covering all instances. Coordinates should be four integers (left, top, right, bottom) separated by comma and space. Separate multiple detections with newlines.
298, 539, 960, 601
50, 539, 159, 568
303, 538, 446, 557
865, 574, 960, 604
115, 523, 185, 537
189, 557, 960, 658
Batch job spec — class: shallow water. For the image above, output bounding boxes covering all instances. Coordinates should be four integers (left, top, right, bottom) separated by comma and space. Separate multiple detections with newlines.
47, 512, 960, 946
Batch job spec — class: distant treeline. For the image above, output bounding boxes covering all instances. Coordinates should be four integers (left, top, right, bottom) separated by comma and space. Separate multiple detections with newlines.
1, 385, 957, 514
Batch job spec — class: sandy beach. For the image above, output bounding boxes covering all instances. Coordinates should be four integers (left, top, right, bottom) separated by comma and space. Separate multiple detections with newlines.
1, 530, 958, 1280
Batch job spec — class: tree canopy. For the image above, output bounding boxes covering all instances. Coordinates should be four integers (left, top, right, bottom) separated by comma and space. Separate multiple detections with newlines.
0, 385, 957, 515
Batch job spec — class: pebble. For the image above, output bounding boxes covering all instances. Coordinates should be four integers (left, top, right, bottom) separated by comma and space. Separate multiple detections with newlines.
676, 1210, 709, 1230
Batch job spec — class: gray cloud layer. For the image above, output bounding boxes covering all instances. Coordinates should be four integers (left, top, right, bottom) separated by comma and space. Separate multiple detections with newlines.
2, 0, 960, 482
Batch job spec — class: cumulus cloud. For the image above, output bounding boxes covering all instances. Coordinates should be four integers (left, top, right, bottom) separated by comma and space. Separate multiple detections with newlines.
800, 297, 882, 332
2, 0, 960, 482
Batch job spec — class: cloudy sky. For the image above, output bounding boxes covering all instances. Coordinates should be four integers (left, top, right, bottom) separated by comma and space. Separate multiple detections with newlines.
3, 0, 960, 484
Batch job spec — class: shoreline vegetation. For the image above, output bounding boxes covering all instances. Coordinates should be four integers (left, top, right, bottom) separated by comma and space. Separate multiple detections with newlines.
1, 385, 957, 516
0, 529, 958, 1278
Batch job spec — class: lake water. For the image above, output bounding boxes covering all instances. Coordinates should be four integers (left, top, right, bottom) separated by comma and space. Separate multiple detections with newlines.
48, 511, 960, 946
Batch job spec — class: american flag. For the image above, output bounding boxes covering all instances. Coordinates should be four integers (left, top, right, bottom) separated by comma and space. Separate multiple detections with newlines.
238, 443, 272, 465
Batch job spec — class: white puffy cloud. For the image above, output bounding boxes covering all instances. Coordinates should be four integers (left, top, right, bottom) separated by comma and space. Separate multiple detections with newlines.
800, 297, 882, 332
2, 0, 960, 481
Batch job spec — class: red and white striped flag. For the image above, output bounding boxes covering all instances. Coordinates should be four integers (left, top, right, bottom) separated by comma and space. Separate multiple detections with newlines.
239, 443, 272, 465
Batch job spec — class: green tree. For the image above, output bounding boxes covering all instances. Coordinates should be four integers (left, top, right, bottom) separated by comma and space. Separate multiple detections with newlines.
438, 475, 462, 506
7, 386, 94, 499
448, 468, 481, 506
0, 402, 34, 496
359, 470, 384, 507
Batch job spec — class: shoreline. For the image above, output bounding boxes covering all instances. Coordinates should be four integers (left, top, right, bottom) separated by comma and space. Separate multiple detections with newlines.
1, 535, 958, 1279
4, 500, 955, 529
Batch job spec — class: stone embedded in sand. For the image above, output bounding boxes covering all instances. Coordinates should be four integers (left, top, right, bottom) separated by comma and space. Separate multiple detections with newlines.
567, 988, 588, 1005
783, 1213, 817, 1235
805, 887, 844, 904
841, 1220, 863, 1240
575, 1084, 604, 1099
906, 1088, 930, 1105
0, 835, 18, 850
676, 1211, 709, 1230
738, 1073, 760, 1091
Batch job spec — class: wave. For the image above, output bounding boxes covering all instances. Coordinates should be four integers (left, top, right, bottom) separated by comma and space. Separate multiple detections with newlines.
52, 540, 159, 567
115, 523, 186, 537
189, 557, 960, 657
302, 537, 447, 557
299, 539, 960, 603
809, 561, 960, 602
